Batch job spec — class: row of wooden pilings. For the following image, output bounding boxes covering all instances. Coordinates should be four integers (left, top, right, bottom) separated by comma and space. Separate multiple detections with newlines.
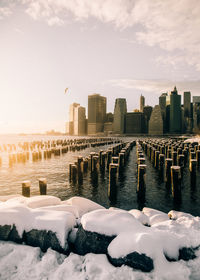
5, 138, 119, 167
137, 138, 200, 200
69, 140, 136, 200
0, 137, 115, 152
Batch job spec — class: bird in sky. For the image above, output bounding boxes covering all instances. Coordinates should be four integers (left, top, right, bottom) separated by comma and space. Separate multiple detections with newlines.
64, 88, 69, 94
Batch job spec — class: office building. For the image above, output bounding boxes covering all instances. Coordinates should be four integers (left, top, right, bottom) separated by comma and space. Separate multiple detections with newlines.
148, 105, 163, 135
74, 106, 86, 136
125, 112, 145, 134
88, 94, 106, 135
159, 93, 168, 133
140, 95, 145, 112
113, 98, 127, 134
183, 91, 192, 133
143, 105, 153, 133
69, 103, 80, 135
169, 87, 182, 134
193, 96, 200, 133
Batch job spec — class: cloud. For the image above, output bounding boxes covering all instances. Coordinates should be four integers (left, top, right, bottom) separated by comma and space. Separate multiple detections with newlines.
109, 79, 200, 95
2, 0, 200, 70
0, 6, 12, 20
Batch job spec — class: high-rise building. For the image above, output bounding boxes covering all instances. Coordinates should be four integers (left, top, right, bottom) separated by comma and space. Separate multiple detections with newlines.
149, 105, 163, 135
125, 112, 145, 134
140, 95, 145, 112
74, 106, 86, 136
88, 94, 106, 135
183, 91, 192, 133
169, 87, 182, 134
69, 103, 80, 135
193, 96, 200, 133
159, 93, 168, 133
113, 98, 127, 134
143, 105, 153, 133
184, 92, 191, 118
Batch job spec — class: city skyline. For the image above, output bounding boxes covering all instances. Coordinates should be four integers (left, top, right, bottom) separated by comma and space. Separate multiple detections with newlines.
1, 0, 200, 133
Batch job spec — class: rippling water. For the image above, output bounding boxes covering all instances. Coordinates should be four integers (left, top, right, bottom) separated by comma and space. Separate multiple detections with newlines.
0, 134, 200, 216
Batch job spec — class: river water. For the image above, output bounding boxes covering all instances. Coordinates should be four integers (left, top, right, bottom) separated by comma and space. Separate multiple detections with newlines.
0, 135, 200, 216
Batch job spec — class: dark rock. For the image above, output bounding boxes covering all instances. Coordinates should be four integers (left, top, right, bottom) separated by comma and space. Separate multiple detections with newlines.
74, 225, 116, 255
108, 251, 154, 272
165, 247, 196, 262
0, 225, 12, 240
179, 247, 196, 261
24, 229, 68, 254
9, 225, 22, 243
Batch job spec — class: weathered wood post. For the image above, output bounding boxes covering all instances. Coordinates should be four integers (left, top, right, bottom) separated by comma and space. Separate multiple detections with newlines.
71, 164, 77, 183
77, 156, 83, 183
108, 163, 118, 200
177, 154, 185, 178
159, 154, 165, 180
189, 159, 197, 187
165, 158, 173, 186
22, 180, 31, 197
39, 178, 47, 195
155, 151, 160, 169
137, 164, 146, 198
196, 150, 200, 167
172, 151, 177, 165
171, 166, 181, 200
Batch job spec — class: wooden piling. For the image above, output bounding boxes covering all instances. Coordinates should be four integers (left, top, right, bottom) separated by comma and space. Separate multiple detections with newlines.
22, 180, 31, 197
137, 164, 146, 197
171, 166, 181, 199
108, 163, 118, 200
189, 159, 197, 186
165, 158, 173, 186
39, 178, 47, 195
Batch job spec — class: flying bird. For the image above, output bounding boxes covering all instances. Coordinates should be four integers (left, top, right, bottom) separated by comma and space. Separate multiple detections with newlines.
64, 88, 69, 94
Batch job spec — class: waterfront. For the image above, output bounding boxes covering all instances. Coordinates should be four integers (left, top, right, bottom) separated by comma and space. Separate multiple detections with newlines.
0, 135, 200, 216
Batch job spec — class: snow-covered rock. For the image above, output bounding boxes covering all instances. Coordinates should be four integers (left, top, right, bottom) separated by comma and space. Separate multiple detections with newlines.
0, 194, 22, 202
81, 209, 143, 236
62, 196, 105, 217
0, 200, 76, 250
129, 209, 150, 226
38, 205, 79, 219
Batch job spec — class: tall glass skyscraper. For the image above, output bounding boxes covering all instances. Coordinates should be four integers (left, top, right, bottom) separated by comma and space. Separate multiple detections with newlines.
170, 87, 181, 134
88, 94, 106, 135
113, 98, 127, 134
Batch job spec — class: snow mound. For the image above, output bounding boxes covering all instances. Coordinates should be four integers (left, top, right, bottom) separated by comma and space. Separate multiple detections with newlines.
143, 207, 169, 226
0, 201, 75, 247
5, 195, 61, 208
62, 196, 105, 217
81, 209, 143, 236
129, 209, 150, 226
168, 210, 194, 220
39, 205, 79, 219
0, 194, 22, 202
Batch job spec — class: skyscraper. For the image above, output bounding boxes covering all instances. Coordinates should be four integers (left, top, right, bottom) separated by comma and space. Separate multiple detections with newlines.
140, 95, 145, 112
148, 105, 163, 135
184, 91, 192, 133
169, 87, 181, 134
159, 93, 168, 133
88, 94, 106, 135
113, 98, 127, 134
69, 103, 80, 135
125, 112, 145, 134
193, 96, 200, 133
74, 106, 86, 136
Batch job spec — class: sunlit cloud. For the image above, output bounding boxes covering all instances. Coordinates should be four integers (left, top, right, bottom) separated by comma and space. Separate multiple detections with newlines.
0, 6, 12, 20
109, 79, 200, 95
2, 0, 200, 71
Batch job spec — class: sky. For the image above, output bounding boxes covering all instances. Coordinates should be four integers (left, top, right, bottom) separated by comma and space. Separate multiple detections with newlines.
0, 0, 200, 134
